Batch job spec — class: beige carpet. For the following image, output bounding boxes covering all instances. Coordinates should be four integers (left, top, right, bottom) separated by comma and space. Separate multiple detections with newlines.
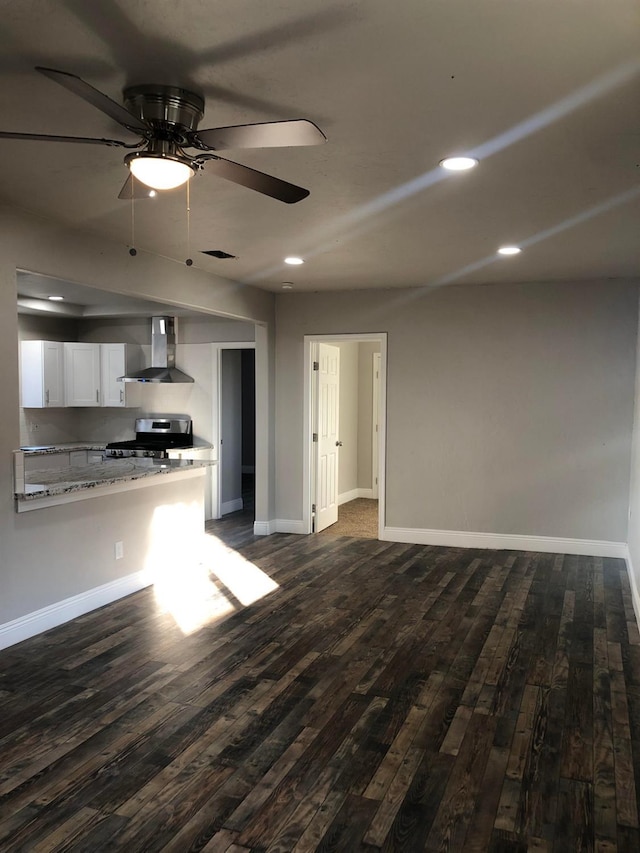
318, 498, 378, 538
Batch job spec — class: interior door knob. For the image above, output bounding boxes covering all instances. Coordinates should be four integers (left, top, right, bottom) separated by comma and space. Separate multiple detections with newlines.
336, 440, 343, 446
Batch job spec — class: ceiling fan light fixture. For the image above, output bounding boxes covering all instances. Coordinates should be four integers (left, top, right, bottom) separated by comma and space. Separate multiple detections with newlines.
125, 145, 195, 190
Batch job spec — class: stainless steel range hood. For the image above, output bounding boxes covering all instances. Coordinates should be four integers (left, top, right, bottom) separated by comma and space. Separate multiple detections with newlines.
120, 316, 194, 383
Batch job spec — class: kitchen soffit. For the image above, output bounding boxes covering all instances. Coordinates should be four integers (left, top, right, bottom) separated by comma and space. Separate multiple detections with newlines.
16, 271, 234, 320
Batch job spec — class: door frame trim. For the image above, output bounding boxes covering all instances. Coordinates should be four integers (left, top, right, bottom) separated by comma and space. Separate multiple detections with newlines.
303, 333, 387, 537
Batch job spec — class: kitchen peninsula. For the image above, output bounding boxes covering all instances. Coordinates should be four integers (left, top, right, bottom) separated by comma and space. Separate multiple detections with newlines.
14, 446, 213, 512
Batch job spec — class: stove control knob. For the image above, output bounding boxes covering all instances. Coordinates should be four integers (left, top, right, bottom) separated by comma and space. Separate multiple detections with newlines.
117, 450, 124, 457
144, 451, 152, 457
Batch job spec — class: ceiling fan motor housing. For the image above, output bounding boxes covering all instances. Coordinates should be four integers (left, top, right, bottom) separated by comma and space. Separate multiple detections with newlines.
123, 85, 205, 142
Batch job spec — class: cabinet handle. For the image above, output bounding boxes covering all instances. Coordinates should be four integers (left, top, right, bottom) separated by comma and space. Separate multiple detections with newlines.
45, 389, 49, 405
96, 389, 100, 403
120, 389, 124, 403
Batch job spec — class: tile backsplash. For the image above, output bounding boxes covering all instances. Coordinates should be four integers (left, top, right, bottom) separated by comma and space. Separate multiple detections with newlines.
20, 389, 196, 448
20, 407, 81, 448
20, 407, 147, 447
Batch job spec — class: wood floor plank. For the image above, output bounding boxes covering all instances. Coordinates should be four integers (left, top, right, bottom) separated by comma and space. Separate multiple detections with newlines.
290, 790, 347, 852
424, 711, 498, 851
362, 744, 424, 846
463, 745, 511, 852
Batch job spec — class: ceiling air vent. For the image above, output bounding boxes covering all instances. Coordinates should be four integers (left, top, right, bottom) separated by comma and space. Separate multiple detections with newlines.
201, 249, 236, 259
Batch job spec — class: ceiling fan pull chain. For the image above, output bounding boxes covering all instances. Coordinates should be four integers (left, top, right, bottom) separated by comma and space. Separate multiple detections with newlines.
185, 180, 193, 266
129, 180, 137, 256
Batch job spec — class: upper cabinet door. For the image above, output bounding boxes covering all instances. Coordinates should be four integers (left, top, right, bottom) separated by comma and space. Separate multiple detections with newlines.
20, 340, 65, 407
43, 342, 65, 407
100, 343, 126, 407
64, 343, 101, 407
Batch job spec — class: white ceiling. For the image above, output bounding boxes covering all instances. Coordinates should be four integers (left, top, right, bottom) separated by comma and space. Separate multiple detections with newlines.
1, 0, 639, 296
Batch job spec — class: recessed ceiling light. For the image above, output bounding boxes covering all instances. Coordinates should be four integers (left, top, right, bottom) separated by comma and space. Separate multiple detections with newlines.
439, 156, 478, 172
284, 256, 304, 265
282, 282, 293, 290
148, 190, 157, 198
48, 296, 64, 301
497, 246, 521, 256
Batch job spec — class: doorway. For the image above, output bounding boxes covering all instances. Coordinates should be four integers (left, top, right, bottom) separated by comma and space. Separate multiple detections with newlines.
303, 334, 387, 537
211, 342, 256, 520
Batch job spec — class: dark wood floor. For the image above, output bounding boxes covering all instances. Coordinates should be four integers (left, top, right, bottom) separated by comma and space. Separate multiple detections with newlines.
1, 513, 640, 852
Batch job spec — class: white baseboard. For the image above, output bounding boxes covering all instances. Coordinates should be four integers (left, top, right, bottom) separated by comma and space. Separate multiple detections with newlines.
275, 519, 309, 534
624, 547, 640, 630
338, 488, 375, 505
381, 526, 627, 559
221, 498, 244, 515
0, 570, 151, 651
253, 519, 308, 536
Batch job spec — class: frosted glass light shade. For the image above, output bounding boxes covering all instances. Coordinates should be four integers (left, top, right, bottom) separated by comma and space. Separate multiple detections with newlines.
129, 156, 194, 190
439, 156, 478, 171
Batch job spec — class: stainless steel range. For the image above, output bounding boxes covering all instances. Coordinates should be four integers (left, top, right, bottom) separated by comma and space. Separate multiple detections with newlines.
105, 418, 193, 459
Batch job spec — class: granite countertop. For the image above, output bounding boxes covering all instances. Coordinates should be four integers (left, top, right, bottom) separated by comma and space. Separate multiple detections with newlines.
16, 457, 213, 502
18, 443, 213, 456
19, 443, 107, 455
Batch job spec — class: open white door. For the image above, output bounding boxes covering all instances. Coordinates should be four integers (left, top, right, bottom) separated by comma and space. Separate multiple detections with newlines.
315, 343, 340, 532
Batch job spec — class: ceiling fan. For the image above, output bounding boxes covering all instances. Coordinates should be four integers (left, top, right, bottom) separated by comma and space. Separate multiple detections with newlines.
0, 67, 326, 203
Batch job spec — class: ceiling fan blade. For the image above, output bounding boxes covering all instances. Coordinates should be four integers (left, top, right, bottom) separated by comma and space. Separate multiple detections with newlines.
198, 155, 309, 203
194, 120, 326, 151
118, 174, 157, 200
36, 67, 149, 134
0, 130, 133, 147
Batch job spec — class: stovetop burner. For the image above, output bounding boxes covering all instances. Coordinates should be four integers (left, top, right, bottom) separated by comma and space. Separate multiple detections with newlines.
105, 418, 193, 458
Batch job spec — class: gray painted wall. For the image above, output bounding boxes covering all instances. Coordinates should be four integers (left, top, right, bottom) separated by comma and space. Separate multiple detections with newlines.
9, 475, 203, 616
275, 281, 638, 541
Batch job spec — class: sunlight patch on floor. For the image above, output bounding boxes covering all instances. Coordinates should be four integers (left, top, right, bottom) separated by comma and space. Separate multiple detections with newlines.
153, 561, 236, 635
145, 501, 278, 634
201, 533, 279, 606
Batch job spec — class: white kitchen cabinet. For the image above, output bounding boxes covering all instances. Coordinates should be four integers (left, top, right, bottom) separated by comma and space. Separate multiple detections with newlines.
100, 343, 127, 407
20, 340, 65, 408
64, 342, 101, 407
